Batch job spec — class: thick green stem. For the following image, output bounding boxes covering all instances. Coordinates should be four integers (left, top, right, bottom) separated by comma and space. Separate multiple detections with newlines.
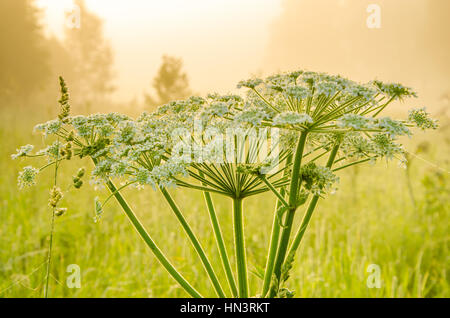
232, 197, 248, 297
261, 191, 285, 297
285, 196, 319, 263
270, 131, 308, 297
261, 155, 292, 297
160, 187, 225, 298
203, 190, 238, 297
286, 143, 341, 269
105, 180, 202, 298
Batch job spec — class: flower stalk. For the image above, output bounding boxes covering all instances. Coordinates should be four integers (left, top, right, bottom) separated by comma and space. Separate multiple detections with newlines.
14, 71, 436, 298
160, 187, 225, 297
201, 183, 238, 297
270, 131, 308, 296
232, 197, 248, 297
105, 180, 203, 298
43, 138, 60, 298
261, 155, 293, 297
286, 143, 341, 266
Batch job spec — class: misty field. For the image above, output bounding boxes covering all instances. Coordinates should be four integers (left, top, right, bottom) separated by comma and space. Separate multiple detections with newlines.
1, 0, 449, 301
1, 106, 448, 298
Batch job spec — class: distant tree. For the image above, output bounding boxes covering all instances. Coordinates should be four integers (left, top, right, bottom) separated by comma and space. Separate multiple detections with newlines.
63, 0, 115, 103
0, 0, 50, 102
146, 55, 191, 107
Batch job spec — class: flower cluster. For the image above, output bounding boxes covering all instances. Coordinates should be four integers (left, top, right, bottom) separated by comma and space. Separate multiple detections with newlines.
337, 114, 373, 130
237, 78, 263, 89
73, 168, 85, 189
17, 166, 39, 189
11, 144, 34, 160
408, 108, 438, 130
375, 117, 411, 138
233, 107, 269, 126
273, 112, 313, 126
48, 186, 63, 208
300, 163, 339, 196
12, 70, 438, 299
14, 71, 437, 206
234, 70, 424, 138
340, 132, 404, 161
371, 133, 404, 160
372, 81, 417, 99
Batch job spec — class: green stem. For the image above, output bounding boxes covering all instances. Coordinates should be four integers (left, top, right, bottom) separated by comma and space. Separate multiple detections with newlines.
371, 96, 395, 117
270, 131, 308, 297
259, 175, 290, 209
202, 189, 238, 297
43, 209, 55, 298
44, 139, 60, 298
252, 89, 280, 114
261, 154, 292, 297
233, 197, 248, 297
261, 191, 285, 297
285, 143, 340, 270
333, 158, 371, 172
105, 180, 202, 298
160, 187, 225, 298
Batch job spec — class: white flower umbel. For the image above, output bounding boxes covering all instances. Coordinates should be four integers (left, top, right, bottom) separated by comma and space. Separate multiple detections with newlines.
14, 71, 438, 299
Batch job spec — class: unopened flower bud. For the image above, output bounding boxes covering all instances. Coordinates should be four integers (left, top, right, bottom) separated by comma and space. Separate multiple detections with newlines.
74, 180, 83, 189
49, 186, 63, 208
77, 168, 85, 178
55, 207, 67, 216
67, 131, 74, 142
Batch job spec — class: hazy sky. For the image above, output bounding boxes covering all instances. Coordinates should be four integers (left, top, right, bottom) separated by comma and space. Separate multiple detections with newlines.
36, 0, 282, 101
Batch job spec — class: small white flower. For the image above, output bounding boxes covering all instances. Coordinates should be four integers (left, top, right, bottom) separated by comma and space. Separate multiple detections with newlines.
408, 108, 438, 130
11, 144, 34, 160
338, 114, 373, 130
234, 107, 269, 126
273, 112, 313, 126
376, 117, 411, 137
237, 78, 263, 89
17, 166, 39, 189
34, 119, 62, 136
284, 85, 311, 99
372, 81, 417, 99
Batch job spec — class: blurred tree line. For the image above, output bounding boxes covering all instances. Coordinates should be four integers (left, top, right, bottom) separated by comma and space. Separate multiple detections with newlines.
0, 0, 114, 112
0, 0, 192, 113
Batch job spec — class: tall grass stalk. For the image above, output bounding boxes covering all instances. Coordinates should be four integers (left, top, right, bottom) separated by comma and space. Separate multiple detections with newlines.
43, 138, 60, 298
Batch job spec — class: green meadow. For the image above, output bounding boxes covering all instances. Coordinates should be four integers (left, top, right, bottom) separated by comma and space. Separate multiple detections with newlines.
1, 106, 448, 298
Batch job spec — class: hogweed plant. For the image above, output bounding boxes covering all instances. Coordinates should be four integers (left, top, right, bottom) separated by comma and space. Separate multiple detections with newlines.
13, 71, 437, 298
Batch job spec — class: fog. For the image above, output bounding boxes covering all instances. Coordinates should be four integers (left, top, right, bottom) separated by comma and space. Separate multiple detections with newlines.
2, 0, 449, 113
